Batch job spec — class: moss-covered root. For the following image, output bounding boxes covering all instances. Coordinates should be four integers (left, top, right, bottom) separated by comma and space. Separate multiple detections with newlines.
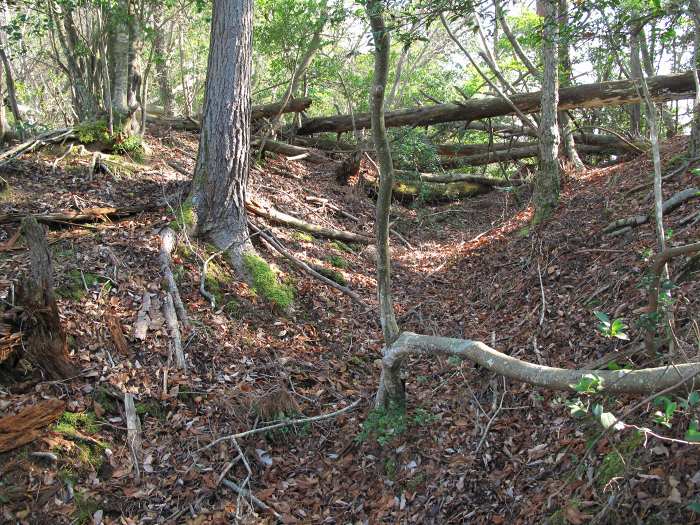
243, 253, 294, 310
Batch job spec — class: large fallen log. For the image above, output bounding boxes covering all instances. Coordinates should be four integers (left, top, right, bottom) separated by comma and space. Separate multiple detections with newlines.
298, 70, 696, 135
395, 170, 524, 186
440, 143, 620, 168
0, 206, 158, 226
146, 97, 313, 131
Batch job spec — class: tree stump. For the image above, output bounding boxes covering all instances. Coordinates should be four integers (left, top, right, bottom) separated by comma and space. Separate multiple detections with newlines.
16, 216, 76, 379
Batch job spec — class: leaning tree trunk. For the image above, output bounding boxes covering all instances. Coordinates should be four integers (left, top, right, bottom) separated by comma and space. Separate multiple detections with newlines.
189, 0, 255, 273
533, 0, 561, 223
690, 0, 700, 158
17, 217, 76, 379
628, 23, 644, 137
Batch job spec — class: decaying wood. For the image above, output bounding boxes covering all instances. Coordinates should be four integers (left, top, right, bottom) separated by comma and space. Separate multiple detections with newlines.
133, 292, 152, 340
0, 128, 75, 166
159, 227, 190, 329
603, 187, 700, 234
255, 138, 326, 162
0, 399, 66, 453
395, 169, 524, 186
124, 393, 143, 483
298, 71, 696, 135
0, 206, 157, 226
105, 310, 130, 356
246, 199, 372, 244
387, 178, 490, 202
164, 293, 186, 369
16, 217, 76, 379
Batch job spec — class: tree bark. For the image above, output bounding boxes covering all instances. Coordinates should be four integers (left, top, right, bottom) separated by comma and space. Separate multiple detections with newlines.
17, 217, 76, 379
153, 6, 174, 116
189, 0, 255, 272
111, 0, 131, 118
628, 24, 644, 137
558, 0, 583, 169
533, 0, 561, 223
297, 71, 696, 135
691, 0, 700, 158
367, 0, 400, 346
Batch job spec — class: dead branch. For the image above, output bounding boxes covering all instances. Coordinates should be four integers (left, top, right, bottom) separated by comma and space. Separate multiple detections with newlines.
0, 206, 158, 226
603, 187, 700, 234
164, 293, 186, 370
124, 393, 143, 484
246, 199, 372, 244
159, 227, 190, 329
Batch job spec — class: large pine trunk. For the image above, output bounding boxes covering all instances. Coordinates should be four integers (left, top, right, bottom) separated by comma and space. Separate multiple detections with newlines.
533, 0, 561, 223
189, 0, 255, 272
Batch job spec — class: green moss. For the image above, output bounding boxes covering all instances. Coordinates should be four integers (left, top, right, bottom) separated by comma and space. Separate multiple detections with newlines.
92, 387, 117, 414
224, 299, 242, 318
135, 400, 165, 420
597, 432, 644, 487
329, 240, 354, 253
56, 270, 108, 300
325, 255, 349, 269
316, 267, 347, 286
55, 411, 99, 435
170, 200, 196, 232
292, 231, 314, 243
243, 253, 294, 310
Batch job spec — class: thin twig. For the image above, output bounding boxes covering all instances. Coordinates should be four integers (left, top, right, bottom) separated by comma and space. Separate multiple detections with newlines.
475, 377, 506, 452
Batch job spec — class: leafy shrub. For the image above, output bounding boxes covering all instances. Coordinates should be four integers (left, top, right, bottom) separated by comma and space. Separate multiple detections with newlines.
389, 128, 440, 171
113, 134, 145, 161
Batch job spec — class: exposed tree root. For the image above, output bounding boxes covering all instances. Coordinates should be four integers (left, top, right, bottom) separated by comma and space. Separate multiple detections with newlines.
246, 199, 372, 244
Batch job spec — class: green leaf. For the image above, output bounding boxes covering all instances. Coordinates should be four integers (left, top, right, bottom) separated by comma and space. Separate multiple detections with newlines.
688, 391, 700, 407
688, 501, 700, 514
686, 420, 700, 442
594, 311, 610, 324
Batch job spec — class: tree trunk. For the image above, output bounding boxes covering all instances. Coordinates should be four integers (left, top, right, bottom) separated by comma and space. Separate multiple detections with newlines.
533, 0, 561, 223
154, 7, 174, 116
297, 71, 696, 135
189, 0, 255, 273
366, 0, 402, 410
557, 0, 583, 169
111, 0, 131, 120
628, 25, 643, 137
690, 0, 700, 158
17, 217, 76, 379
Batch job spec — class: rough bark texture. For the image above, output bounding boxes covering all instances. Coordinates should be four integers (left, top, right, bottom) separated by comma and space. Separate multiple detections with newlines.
691, 0, 700, 158
366, 0, 400, 344
17, 217, 76, 379
111, 0, 130, 117
375, 332, 700, 409
297, 71, 695, 135
628, 24, 644, 137
190, 0, 255, 272
533, 0, 561, 223
153, 7, 174, 116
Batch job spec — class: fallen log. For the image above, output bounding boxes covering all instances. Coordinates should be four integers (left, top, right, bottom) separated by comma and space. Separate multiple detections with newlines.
0, 399, 66, 453
246, 199, 372, 244
441, 143, 620, 168
603, 187, 700, 234
395, 170, 524, 186
159, 228, 190, 329
254, 138, 327, 162
390, 179, 490, 202
298, 70, 697, 135
146, 97, 313, 131
0, 206, 158, 226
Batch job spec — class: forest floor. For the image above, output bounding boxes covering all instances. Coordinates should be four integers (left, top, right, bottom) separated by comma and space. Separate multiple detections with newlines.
0, 128, 699, 525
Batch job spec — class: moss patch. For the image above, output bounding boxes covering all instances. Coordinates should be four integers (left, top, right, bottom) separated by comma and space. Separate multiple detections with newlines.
597, 431, 645, 487
243, 253, 294, 310
73, 491, 100, 525
170, 199, 196, 232
325, 255, 349, 269
292, 231, 314, 243
315, 266, 347, 286
55, 411, 99, 435
329, 240, 354, 253
112, 135, 145, 161
56, 270, 110, 300
75, 120, 112, 145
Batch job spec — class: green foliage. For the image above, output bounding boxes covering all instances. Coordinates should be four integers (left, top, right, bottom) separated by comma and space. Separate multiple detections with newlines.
597, 432, 644, 488
594, 311, 629, 340
73, 491, 100, 525
170, 200, 196, 232
329, 240, 354, 253
75, 120, 111, 144
570, 374, 604, 395
325, 254, 349, 269
356, 405, 437, 446
56, 270, 110, 300
390, 128, 440, 171
55, 411, 98, 435
243, 253, 294, 309
113, 134, 145, 161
